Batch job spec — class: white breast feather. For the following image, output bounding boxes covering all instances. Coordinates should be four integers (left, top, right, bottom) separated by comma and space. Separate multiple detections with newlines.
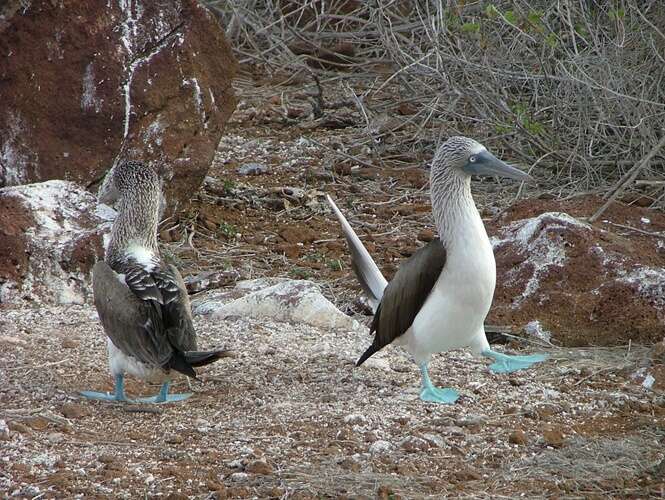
126, 244, 156, 271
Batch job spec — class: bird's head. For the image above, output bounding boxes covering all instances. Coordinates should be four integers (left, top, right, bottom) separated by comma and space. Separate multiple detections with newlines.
432, 136, 533, 184
98, 160, 161, 206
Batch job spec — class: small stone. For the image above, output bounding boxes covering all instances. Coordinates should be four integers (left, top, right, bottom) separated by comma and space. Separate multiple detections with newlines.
508, 430, 528, 445
47, 432, 64, 444
229, 472, 249, 482
400, 436, 430, 453
237, 162, 269, 176
245, 459, 273, 475
227, 458, 244, 469
422, 433, 444, 448
417, 229, 435, 242
206, 480, 226, 492
61, 338, 79, 348
542, 426, 565, 448
369, 440, 393, 454
343, 414, 367, 425
442, 425, 465, 436
455, 414, 486, 427
165, 434, 184, 444
26, 417, 49, 431
61, 403, 89, 419
0, 335, 28, 347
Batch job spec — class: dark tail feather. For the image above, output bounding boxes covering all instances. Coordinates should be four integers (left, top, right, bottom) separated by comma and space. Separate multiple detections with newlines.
356, 343, 380, 367
168, 351, 198, 379
184, 349, 234, 367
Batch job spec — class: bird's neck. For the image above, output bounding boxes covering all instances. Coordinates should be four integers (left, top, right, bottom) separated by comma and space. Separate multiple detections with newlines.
107, 192, 160, 266
430, 170, 486, 250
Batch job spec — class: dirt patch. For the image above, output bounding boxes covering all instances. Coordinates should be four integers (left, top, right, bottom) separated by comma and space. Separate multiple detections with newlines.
0, 193, 33, 286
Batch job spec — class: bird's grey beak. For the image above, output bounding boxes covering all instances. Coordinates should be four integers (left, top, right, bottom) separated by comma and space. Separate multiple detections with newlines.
463, 150, 534, 183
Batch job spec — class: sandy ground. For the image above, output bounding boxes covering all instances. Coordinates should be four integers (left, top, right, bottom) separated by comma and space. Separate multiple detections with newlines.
1, 302, 664, 499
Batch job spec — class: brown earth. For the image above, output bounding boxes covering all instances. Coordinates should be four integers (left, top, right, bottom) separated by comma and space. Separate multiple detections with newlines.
0, 193, 34, 284
0, 0, 236, 212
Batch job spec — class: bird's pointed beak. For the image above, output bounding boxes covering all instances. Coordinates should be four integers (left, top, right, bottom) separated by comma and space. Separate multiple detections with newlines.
463, 150, 534, 184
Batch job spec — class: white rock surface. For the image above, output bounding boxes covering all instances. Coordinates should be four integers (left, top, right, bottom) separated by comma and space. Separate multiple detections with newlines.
192, 278, 364, 332
0, 180, 114, 305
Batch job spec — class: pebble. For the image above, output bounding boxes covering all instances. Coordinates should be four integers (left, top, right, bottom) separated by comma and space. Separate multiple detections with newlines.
369, 440, 393, 454
237, 163, 269, 176
8, 421, 31, 434
508, 429, 528, 445
400, 436, 430, 453
165, 434, 183, 444
245, 459, 273, 475
229, 472, 249, 482
61, 338, 79, 348
47, 432, 64, 444
343, 414, 367, 425
542, 426, 565, 448
422, 433, 444, 448
456, 414, 486, 427
61, 403, 89, 419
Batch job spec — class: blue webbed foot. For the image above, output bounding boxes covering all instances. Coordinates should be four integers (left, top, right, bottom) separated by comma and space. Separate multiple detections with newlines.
483, 349, 547, 374
80, 374, 129, 402
419, 363, 459, 404
420, 385, 459, 404
133, 382, 192, 404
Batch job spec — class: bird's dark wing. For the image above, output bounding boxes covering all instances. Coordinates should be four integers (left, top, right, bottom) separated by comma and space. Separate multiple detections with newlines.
93, 260, 197, 375
356, 239, 447, 366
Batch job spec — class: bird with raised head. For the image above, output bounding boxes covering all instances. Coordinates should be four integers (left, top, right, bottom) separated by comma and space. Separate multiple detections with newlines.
81, 160, 231, 404
327, 136, 546, 404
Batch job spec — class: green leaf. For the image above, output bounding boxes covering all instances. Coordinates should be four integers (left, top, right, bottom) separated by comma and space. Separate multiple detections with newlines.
485, 4, 499, 19
504, 10, 517, 24
545, 32, 558, 48
461, 22, 480, 34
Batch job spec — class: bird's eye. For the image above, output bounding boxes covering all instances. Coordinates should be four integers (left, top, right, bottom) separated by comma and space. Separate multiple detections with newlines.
469, 155, 477, 163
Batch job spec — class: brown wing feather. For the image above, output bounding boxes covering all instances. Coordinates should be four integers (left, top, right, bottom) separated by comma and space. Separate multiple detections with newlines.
357, 239, 447, 365
92, 260, 197, 374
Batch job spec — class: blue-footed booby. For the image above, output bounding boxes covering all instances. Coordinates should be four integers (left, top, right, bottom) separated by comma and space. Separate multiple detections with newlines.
81, 160, 230, 404
327, 136, 547, 404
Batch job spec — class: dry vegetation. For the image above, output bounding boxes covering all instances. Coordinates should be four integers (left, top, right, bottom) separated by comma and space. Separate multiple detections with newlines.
211, 0, 665, 207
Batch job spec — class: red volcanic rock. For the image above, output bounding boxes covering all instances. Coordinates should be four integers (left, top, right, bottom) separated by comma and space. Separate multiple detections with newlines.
488, 197, 665, 347
0, 0, 236, 212
0, 180, 114, 305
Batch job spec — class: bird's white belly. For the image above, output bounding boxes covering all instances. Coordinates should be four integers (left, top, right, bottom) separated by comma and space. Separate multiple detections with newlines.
107, 338, 166, 383
407, 238, 496, 362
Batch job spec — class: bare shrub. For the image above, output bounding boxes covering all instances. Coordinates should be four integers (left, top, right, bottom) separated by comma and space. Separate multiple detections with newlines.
208, 1, 665, 206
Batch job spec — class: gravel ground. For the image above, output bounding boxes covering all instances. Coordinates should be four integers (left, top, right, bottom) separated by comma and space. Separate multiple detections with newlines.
1, 302, 663, 499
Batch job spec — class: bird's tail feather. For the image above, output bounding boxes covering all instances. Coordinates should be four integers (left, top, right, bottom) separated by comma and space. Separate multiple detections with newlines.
184, 349, 234, 367
168, 351, 198, 379
168, 349, 233, 379
356, 343, 380, 367
326, 195, 388, 311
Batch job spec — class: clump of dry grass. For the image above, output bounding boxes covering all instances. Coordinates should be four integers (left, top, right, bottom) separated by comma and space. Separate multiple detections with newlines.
207, 0, 665, 208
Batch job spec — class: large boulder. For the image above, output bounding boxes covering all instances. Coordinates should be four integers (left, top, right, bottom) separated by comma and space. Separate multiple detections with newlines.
488, 197, 665, 346
0, 0, 236, 212
0, 180, 114, 305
